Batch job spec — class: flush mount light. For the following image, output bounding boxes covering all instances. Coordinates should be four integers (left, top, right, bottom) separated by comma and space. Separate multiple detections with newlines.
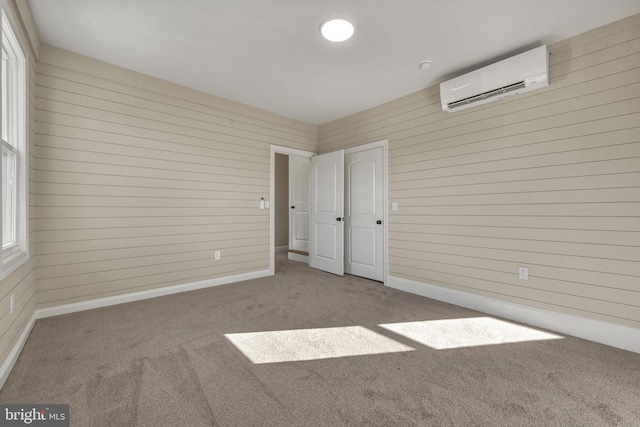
320, 18, 354, 42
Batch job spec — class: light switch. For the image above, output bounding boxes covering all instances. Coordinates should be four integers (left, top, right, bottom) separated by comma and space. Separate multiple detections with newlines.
392, 202, 398, 211
259, 198, 265, 209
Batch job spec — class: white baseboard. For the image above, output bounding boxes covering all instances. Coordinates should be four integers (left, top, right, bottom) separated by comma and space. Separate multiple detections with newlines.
275, 246, 288, 253
36, 269, 271, 319
0, 311, 37, 390
288, 252, 309, 264
387, 275, 640, 354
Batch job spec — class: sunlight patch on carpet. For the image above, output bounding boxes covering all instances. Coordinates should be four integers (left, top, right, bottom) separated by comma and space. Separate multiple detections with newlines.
379, 317, 564, 350
225, 326, 415, 364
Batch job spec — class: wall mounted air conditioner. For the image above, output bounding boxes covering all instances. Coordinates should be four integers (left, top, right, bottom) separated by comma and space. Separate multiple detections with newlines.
440, 45, 549, 113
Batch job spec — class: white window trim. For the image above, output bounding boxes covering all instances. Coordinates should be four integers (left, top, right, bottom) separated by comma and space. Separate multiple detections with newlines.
1, 4, 28, 280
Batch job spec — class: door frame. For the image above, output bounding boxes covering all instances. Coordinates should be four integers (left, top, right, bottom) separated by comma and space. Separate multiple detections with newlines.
344, 139, 389, 285
270, 145, 315, 275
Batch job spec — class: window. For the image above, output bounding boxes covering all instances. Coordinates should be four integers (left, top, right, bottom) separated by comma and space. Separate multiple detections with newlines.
1, 8, 27, 280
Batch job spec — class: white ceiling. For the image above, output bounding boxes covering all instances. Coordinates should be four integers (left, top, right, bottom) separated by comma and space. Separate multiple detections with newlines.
28, 0, 640, 125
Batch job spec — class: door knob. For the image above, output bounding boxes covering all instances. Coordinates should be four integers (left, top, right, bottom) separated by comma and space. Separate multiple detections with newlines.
291, 206, 295, 209
336, 217, 343, 222
376, 220, 382, 224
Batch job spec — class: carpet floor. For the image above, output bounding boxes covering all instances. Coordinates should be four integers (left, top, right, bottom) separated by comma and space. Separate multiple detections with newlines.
1, 254, 639, 426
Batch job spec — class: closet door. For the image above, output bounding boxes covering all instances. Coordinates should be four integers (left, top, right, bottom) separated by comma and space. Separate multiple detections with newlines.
309, 150, 344, 276
345, 147, 384, 282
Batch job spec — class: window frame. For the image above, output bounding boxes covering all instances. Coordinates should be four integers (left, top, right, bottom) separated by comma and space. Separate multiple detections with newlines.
1, 5, 28, 280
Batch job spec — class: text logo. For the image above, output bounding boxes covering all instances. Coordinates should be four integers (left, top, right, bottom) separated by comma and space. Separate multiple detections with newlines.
0, 405, 69, 427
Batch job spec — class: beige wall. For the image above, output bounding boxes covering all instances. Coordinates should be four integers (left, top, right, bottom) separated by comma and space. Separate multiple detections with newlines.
33, 45, 318, 309
0, 0, 38, 373
275, 153, 289, 248
319, 14, 640, 329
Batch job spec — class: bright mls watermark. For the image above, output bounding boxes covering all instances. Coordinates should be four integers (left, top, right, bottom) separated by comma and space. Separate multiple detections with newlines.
0, 405, 69, 426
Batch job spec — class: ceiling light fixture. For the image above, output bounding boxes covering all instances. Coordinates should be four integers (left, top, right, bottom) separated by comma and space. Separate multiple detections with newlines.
418, 60, 434, 70
320, 18, 354, 42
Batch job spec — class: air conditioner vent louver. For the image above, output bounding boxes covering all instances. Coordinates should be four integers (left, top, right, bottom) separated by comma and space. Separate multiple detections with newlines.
440, 45, 549, 113
447, 80, 525, 110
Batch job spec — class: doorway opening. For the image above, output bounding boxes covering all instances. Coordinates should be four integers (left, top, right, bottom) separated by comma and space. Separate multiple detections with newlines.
274, 152, 289, 256
270, 140, 388, 284
269, 145, 315, 275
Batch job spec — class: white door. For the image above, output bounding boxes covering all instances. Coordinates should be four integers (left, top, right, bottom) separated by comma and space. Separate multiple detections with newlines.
345, 147, 384, 281
310, 150, 344, 276
289, 156, 310, 253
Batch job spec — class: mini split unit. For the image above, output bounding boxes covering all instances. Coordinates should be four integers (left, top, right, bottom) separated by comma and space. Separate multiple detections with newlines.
440, 45, 549, 112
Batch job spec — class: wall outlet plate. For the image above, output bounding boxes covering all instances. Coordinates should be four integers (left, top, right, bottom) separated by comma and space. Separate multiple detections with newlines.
214, 251, 221, 260
519, 267, 528, 280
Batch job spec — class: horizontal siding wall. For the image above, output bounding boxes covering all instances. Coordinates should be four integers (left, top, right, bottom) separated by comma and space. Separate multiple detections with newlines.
34, 45, 318, 308
0, 1, 38, 373
0, 259, 35, 369
319, 14, 640, 329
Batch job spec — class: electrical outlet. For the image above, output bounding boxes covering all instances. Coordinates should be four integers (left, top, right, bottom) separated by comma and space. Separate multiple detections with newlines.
392, 202, 398, 211
518, 267, 528, 280
10, 293, 15, 314
214, 251, 221, 260
265, 201, 270, 209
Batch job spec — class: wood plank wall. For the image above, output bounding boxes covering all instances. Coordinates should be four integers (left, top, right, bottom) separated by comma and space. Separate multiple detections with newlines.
318, 14, 640, 328
33, 45, 318, 309
0, 1, 37, 372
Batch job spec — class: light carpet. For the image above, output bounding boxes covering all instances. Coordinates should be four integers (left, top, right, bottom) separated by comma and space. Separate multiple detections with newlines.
1, 253, 638, 426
